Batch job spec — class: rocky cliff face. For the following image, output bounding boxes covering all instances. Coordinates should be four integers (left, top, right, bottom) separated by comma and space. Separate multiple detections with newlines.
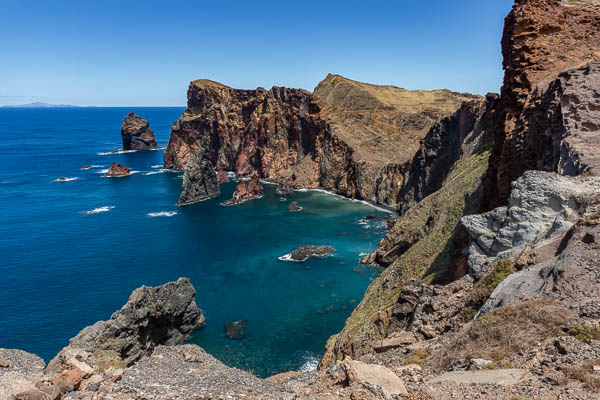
177, 150, 220, 206
482, 0, 600, 209
164, 76, 477, 207
121, 112, 158, 151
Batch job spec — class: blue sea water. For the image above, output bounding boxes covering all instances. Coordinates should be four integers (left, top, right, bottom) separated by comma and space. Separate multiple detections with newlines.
0, 107, 388, 377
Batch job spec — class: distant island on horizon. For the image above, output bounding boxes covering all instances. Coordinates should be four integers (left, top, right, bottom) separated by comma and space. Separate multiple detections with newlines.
2, 102, 81, 108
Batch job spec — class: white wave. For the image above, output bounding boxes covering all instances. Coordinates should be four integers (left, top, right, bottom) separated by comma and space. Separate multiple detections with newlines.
278, 253, 302, 262
298, 355, 319, 372
295, 187, 396, 214
226, 171, 236, 178
148, 147, 165, 151
97, 149, 139, 155
358, 252, 368, 257
95, 169, 109, 174
144, 169, 166, 176
54, 177, 78, 182
130, 170, 140, 175
85, 206, 115, 215
151, 165, 163, 169
147, 211, 178, 217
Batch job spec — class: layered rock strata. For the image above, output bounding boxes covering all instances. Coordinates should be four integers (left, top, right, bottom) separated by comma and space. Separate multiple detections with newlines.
164, 76, 477, 206
121, 112, 158, 151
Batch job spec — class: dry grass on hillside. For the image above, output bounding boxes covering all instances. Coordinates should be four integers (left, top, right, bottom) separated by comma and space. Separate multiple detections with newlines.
430, 299, 572, 370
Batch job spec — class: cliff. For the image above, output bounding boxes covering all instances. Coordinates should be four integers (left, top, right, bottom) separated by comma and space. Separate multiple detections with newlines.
164, 76, 477, 206
121, 112, 158, 151
482, 0, 600, 209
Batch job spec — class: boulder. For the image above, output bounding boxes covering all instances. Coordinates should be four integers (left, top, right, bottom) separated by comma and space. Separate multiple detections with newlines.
224, 320, 248, 340
106, 162, 130, 177
177, 151, 220, 206
279, 245, 335, 262
340, 359, 408, 397
287, 201, 302, 212
462, 171, 600, 277
46, 278, 205, 377
121, 112, 158, 150
222, 175, 263, 206
429, 369, 529, 386
275, 184, 294, 196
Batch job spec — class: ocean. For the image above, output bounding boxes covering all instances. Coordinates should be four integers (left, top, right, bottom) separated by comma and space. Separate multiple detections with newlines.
0, 107, 387, 377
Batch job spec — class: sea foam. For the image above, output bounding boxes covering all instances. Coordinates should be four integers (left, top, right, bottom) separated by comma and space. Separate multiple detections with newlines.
54, 177, 78, 182
85, 206, 115, 215
147, 211, 178, 217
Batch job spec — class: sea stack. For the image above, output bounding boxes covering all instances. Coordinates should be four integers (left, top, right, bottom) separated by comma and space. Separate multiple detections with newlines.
121, 112, 158, 151
106, 162, 130, 177
177, 151, 220, 206
222, 175, 263, 206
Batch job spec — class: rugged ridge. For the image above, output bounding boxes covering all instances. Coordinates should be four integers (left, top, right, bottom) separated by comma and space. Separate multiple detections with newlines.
177, 150, 220, 206
164, 76, 478, 206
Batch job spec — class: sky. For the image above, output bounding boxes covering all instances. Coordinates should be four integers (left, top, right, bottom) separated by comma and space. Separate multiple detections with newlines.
0, 0, 514, 106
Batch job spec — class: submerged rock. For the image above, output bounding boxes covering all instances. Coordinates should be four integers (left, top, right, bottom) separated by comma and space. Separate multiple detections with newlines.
106, 162, 130, 177
280, 245, 335, 262
275, 184, 294, 196
121, 112, 158, 151
177, 151, 220, 206
287, 201, 302, 212
225, 320, 248, 340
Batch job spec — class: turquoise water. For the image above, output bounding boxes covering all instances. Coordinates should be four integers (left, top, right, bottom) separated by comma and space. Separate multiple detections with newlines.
0, 108, 387, 377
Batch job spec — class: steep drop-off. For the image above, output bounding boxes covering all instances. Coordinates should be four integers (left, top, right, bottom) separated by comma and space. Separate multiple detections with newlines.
164, 76, 477, 206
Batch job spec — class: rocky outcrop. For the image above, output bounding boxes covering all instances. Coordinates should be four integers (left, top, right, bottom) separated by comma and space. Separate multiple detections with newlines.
279, 245, 335, 262
462, 171, 600, 277
482, 0, 600, 209
225, 320, 248, 339
217, 169, 229, 184
0, 349, 45, 399
121, 112, 158, 151
105, 162, 130, 177
177, 150, 220, 206
46, 278, 205, 379
287, 201, 302, 212
164, 76, 478, 207
222, 175, 263, 206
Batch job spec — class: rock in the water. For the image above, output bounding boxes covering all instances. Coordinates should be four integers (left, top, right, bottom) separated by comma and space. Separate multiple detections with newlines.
217, 169, 229, 184
340, 358, 408, 397
177, 151, 220, 206
46, 278, 205, 376
275, 184, 294, 196
224, 320, 248, 340
287, 201, 302, 212
105, 162, 130, 177
280, 245, 335, 262
0, 349, 45, 400
121, 112, 158, 151
222, 175, 263, 206
365, 213, 376, 220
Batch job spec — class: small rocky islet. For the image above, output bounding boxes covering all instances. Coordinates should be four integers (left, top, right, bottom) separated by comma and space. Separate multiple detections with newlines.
6, 0, 600, 398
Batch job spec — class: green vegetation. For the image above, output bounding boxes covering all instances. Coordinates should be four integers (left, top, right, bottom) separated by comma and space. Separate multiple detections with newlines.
568, 323, 600, 344
486, 259, 515, 293
402, 348, 432, 366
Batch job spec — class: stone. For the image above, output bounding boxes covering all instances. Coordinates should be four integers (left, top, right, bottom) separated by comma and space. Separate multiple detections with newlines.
470, 358, 493, 369
275, 184, 294, 196
51, 367, 83, 389
177, 150, 220, 206
429, 369, 529, 386
372, 331, 416, 353
14, 390, 48, 400
462, 171, 600, 277
105, 162, 130, 177
340, 358, 408, 397
0, 349, 45, 400
216, 169, 229, 184
287, 201, 302, 212
0, 356, 9, 368
280, 245, 335, 262
55, 381, 73, 394
224, 320, 248, 340
120, 112, 158, 151
47, 278, 205, 376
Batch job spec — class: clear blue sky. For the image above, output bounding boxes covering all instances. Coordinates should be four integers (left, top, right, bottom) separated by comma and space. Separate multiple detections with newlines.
0, 0, 514, 106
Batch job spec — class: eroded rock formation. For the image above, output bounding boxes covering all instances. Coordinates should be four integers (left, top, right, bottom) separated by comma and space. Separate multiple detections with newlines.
222, 175, 264, 206
177, 150, 220, 206
121, 112, 158, 151
164, 76, 477, 207
106, 162, 130, 177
